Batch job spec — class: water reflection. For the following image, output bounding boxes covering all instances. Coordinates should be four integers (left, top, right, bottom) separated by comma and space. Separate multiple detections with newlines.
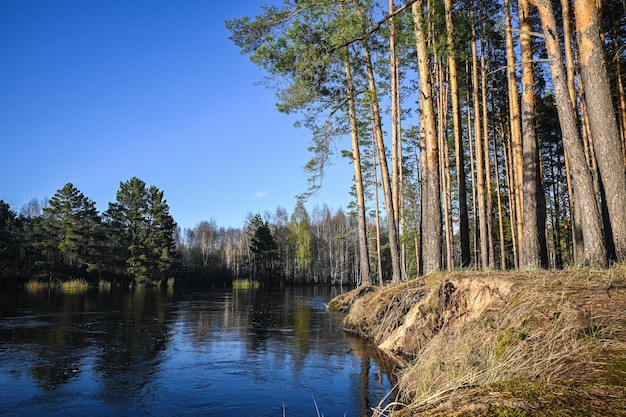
0, 286, 395, 416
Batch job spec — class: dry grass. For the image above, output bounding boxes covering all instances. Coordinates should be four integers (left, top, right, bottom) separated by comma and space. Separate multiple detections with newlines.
327, 284, 377, 312
330, 266, 626, 416
60, 278, 90, 293
25, 280, 50, 292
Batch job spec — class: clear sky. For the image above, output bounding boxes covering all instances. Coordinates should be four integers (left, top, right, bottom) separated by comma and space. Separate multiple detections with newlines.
0, 0, 354, 230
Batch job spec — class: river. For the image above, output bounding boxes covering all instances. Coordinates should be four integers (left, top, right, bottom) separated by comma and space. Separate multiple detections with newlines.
0, 285, 396, 417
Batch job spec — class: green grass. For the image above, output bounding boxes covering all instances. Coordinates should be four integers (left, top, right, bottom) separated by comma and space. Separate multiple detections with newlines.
232, 279, 261, 289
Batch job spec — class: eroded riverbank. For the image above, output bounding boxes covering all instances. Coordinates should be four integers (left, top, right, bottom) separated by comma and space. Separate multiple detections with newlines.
329, 266, 626, 416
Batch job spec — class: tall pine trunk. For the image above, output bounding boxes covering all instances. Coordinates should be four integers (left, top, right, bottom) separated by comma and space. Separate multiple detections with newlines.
413, 0, 442, 275
344, 52, 371, 284
574, 0, 626, 262
532, 0, 607, 266
436, 58, 454, 270
560, 0, 583, 262
362, 40, 403, 282
480, 29, 496, 269
389, 0, 402, 233
471, 15, 489, 269
372, 126, 384, 286
495, 132, 508, 269
519, 0, 546, 268
504, 0, 523, 268
389, 0, 407, 279
444, 0, 470, 268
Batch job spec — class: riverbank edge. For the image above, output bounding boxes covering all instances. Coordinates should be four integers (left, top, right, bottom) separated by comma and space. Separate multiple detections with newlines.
328, 266, 626, 416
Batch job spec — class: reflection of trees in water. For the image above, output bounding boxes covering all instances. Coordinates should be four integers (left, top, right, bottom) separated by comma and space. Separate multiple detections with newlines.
346, 334, 398, 416
3, 286, 396, 415
4, 289, 174, 397
2, 291, 99, 390
93, 289, 173, 404
222, 286, 397, 412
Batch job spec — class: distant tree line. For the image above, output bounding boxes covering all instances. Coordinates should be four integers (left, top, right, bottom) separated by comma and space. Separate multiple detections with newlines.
177, 199, 384, 287
1, 179, 385, 287
0, 178, 178, 287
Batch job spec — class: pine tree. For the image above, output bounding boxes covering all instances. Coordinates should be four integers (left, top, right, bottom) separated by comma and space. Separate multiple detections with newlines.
104, 177, 177, 285
248, 213, 278, 282
0, 201, 22, 279
38, 183, 102, 277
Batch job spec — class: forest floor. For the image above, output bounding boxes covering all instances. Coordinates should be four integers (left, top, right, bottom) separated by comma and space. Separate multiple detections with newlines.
328, 265, 626, 416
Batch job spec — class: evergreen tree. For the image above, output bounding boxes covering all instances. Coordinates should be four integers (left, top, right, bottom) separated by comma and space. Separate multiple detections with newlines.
248, 213, 278, 282
104, 177, 177, 285
145, 185, 177, 281
0, 200, 22, 280
38, 183, 102, 277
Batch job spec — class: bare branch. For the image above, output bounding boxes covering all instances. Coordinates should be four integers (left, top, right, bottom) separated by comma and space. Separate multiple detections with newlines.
511, 28, 546, 39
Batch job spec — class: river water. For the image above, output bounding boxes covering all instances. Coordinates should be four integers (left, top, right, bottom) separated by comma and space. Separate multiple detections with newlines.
0, 286, 396, 417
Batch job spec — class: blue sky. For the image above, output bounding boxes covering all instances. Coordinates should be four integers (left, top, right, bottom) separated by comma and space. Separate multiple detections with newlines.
0, 0, 354, 230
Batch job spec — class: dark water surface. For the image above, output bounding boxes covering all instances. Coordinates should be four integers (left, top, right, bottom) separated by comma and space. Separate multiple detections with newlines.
0, 286, 396, 416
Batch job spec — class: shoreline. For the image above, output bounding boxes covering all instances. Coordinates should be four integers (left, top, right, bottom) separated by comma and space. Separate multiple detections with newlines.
328, 266, 626, 416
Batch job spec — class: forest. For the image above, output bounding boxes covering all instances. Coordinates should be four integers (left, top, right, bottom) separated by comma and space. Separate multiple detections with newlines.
2, 0, 626, 288
0, 176, 380, 287
225, 0, 626, 282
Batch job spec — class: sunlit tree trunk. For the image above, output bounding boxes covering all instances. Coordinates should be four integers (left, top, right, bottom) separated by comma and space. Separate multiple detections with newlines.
412, 0, 442, 275
471, 14, 489, 269
362, 40, 403, 282
467, 85, 479, 265
389, 0, 401, 233
519, 0, 547, 268
389, 0, 408, 279
495, 132, 508, 269
436, 58, 453, 270
444, 0, 470, 268
560, 0, 583, 263
372, 129, 384, 286
344, 51, 371, 285
504, 134, 519, 265
504, 0, 523, 268
532, 0, 607, 266
613, 35, 626, 166
574, 0, 626, 262
480, 26, 496, 269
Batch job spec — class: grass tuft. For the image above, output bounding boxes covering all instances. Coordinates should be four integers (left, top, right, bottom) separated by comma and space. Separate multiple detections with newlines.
232, 279, 261, 289
25, 280, 49, 292
60, 278, 90, 293
98, 280, 112, 291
